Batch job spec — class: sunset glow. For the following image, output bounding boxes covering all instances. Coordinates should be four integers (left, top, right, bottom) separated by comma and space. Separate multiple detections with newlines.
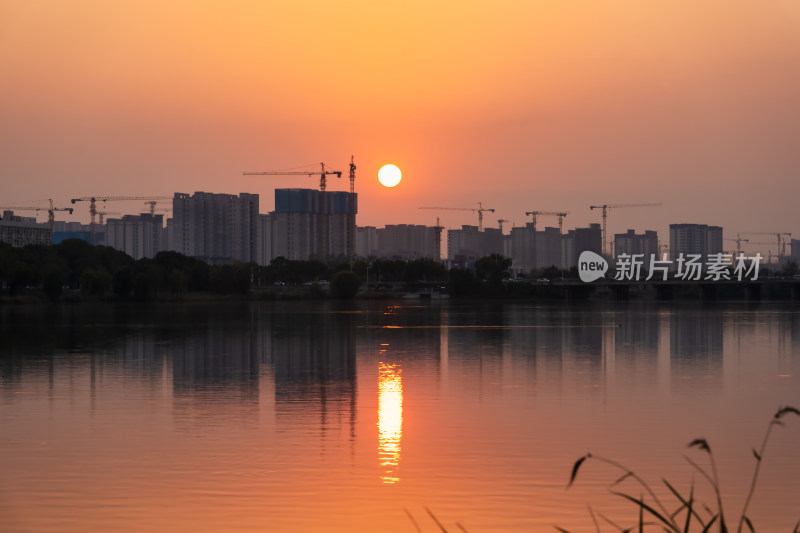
377, 362, 403, 484
1, 2, 798, 235
2, 3, 800, 530
378, 164, 402, 188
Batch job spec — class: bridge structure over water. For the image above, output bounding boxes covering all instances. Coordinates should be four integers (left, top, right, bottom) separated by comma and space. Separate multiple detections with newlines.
378, 278, 800, 301
550, 278, 800, 301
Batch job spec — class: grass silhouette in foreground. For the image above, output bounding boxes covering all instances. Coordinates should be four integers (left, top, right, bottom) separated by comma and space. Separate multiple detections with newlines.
405, 507, 470, 533
562, 406, 800, 533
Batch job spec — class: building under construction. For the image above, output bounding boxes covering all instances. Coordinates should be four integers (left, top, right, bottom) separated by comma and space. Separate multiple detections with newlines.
669, 223, 722, 262
356, 224, 440, 260
264, 188, 357, 262
106, 213, 165, 260
169, 191, 259, 264
508, 222, 602, 274
0, 211, 51, 247
447, 225, 503, 266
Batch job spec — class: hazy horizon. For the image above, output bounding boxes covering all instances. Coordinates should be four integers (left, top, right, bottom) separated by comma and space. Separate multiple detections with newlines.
2, 1, 799, 253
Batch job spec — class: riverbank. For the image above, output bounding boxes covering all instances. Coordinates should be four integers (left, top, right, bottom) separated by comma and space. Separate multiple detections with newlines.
2, 278, 800, 305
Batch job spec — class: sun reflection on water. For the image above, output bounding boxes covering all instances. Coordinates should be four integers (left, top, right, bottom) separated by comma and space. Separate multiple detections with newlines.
378, 362, 403, 484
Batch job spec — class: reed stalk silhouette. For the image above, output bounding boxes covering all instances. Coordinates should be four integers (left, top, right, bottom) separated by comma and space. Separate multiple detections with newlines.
562, 406, 799, 533
404, 507, 470, 533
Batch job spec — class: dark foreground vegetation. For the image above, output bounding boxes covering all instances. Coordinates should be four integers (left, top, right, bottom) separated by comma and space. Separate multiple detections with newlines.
0, 240, 542, 302
564, 407, 800, 533
2, 240, 798, 303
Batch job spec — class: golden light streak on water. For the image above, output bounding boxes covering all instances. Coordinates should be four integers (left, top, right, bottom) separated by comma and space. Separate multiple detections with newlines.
378, 362, 403, 484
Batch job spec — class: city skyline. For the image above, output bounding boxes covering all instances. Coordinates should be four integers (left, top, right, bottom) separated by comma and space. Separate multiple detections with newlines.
3, 188, 793, 261
2, 2, 799, 246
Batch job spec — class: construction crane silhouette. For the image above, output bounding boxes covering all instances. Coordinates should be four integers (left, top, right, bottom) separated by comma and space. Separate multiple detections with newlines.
143, 200, 171, 215
497, 219, 509, 233
434, 217, 444, 260
243, 162, 346, 258
243, 162, 342, 192
589, 203, 662, 255
345, 156, 358, 257
348, 156, 356, 194
70, 196, 173, 244
419, 202, 495, 231
0, 199, 73, 232
724, 234, 749, 255
96, 212, 122, 225
524, 211, 570, 234
742, 232, 792, 257
737, 241, 778, 263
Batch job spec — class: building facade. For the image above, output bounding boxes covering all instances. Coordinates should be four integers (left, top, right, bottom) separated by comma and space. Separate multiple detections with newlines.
257, 214, 272, 266
171, 191, 259, 264
106, 213, 165, 260
268, 189, 357, 261
355, 226, 378, 258
376, 224, 439, 260
614, 229, 660, 259
669, 224, 723, 261
0, 211, 52, 247
447, 225, 503, 266
52, 221, 96, 244
509, 222, 601, 274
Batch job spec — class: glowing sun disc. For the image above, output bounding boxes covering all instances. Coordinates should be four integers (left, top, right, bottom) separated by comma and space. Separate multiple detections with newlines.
378, 164, 402, 187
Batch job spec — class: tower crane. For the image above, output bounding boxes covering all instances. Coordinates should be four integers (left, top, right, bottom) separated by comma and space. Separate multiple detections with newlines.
497, 219, 509, 233
70, 196, 173, 244
724, 234, 749, 255
419, 202, 495, 231
243, 162, 342, 192
96, 212, 122, 225
589, 203, 662, 255
243, 162, 345, 258
143, 200, 172, 215
434, 217, 444, 261
345, 156, 357, 257
348, 156, 356, 194
524, 211, 570, 234
0, 199, 73, 232
739, 241, 776, 264
742, 232, 792, 258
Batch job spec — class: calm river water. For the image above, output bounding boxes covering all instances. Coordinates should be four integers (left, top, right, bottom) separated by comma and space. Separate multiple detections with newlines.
1, 301, 799, 532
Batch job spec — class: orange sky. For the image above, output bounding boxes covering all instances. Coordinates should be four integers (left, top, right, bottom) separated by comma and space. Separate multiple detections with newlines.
1, 1, 799, 248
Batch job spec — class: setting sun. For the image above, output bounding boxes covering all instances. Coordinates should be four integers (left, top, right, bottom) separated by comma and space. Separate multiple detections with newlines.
378, 164, 402, 188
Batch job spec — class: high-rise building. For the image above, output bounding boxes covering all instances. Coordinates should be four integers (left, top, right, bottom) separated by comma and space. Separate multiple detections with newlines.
669, 224, 723, 261
502, 233, 512, 261
171, 191, 259, 264
376, 224, 439, 260
482, 227, 504, 256
535, 227, 562, 269
52, 220, 101, 245
509, 223, 535, 273
0, 211, 51, 247
257, 214, 272, 266
509, 222, 601, 273
562, 223, 602, 269
268, 189, 357, 260
162, 218, 175, 252
792, 239, 799, 261
447, 225, 504, 266
106, 213, 165, 260
355, 226, 378, 258
614, 229, 659, 259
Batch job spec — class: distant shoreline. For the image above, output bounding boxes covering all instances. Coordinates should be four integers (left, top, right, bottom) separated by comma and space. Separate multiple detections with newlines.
2, 279, 799, 305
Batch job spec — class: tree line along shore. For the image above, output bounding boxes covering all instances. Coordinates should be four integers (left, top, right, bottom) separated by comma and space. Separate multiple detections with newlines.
1, 239, 798, 304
